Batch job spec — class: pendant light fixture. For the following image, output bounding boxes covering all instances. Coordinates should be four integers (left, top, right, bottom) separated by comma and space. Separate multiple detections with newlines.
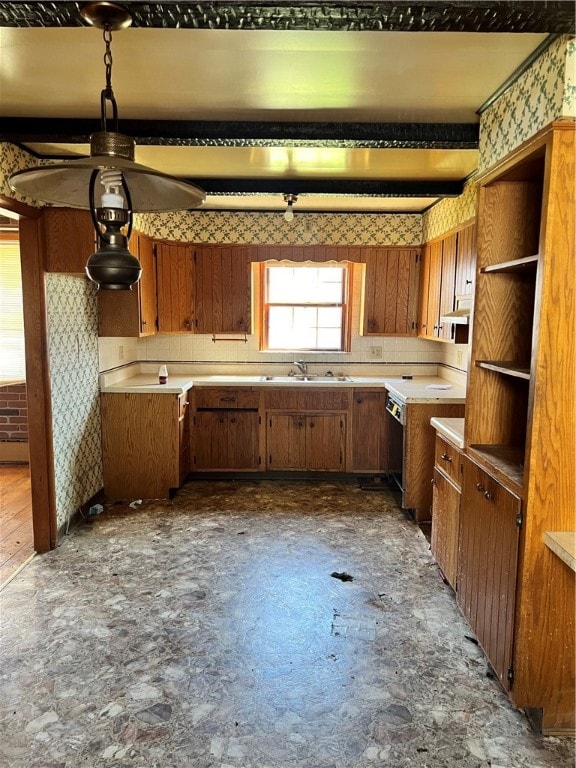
283, 193, 298, 222
8, 1, 205, 290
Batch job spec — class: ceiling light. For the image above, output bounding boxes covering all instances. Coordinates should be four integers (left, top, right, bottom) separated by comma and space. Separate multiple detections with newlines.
8, 1, 205, 290
283, 194, 298, 222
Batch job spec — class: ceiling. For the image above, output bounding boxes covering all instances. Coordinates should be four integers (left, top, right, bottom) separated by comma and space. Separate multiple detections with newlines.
1, 2, 574, 214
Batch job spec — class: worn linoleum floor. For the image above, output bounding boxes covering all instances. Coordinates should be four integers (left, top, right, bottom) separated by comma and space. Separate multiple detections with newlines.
0, 479, 573, 768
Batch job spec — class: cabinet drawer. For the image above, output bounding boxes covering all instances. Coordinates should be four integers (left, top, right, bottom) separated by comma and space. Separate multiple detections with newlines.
264, 388, 351, 411
434, 435, 462, 489
194, 387, 260, 410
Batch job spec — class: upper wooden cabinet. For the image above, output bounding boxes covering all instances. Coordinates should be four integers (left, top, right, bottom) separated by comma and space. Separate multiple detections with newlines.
193, 246, 251, 334
98, 231, 157, 337
156, 241, 194, 333
418, 221, 476, 343
361, 248, 420, 336
42, 208, 96, 274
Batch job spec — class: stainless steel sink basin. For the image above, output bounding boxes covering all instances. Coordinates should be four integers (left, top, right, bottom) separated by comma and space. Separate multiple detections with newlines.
260, 375, 352, 383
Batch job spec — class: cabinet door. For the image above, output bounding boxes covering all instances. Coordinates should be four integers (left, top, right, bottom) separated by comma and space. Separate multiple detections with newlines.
438, 232, 457, 340
137, 234, 157, 335
194, 246, 251, 333
267, 413, 307, 470
455, 222, 476, 297
306, 414, 345, 471
193, 411, 229, 469
157, 241, 194, 333
227, 411, 260, 469
431, 467, 460, 589
425, 240, 442, 338
178, 393, 190, 483
362, 249, 420, 336
457, 459, 521, 690
98, 231, 158, 338
351, 390, 388, 471
417, 243, 431, 337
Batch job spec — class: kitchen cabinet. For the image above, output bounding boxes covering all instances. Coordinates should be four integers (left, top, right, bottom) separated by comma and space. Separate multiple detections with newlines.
350, 389, 389, 471
191, 387, 260, 470
101, 391, 190, 499
402, 402, 465, 522
264, 388, 349, 471
267, 412, 345, 471
454, 222, 476, 298
361, 248, 420, 336
193, 246, 251, 334
418, 221, 476, 343
42, 208, 96, 273
431, 434, 463, 589
457, 457, 520, 692
98, 231, 157, 337
156, 240, 194, 333
464, 122, 575, 733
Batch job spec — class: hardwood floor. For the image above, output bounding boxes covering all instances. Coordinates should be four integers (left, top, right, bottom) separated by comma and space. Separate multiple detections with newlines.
0, 464, 34, 587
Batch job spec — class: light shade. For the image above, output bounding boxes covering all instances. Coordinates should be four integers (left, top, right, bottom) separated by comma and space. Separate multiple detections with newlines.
9, 153, 205, 212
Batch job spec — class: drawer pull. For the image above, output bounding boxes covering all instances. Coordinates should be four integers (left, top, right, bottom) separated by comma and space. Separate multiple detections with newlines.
476, 483, 485, 492
441, 452, 452, 462
484, 491, 493, 500
220, 397, 236, 402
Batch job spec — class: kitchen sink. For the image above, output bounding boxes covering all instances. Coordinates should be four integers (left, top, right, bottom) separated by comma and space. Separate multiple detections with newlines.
260, 375, 352, 383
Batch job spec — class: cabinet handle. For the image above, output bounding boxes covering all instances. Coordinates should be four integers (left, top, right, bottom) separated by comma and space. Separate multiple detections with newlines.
441, 452, 452, 462
356, 398, 363, 404
297, 421, 303, 427
476, 483, 485, 492
220, 397, 236, 402
309, 421, 315, 428
484, 491, 493, 500
465, 279, 472, 285
231, 417, 236, 424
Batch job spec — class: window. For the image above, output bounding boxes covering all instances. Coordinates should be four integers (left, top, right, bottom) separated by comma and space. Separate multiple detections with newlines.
0, 236, 25, 383
261, 263, 351, 351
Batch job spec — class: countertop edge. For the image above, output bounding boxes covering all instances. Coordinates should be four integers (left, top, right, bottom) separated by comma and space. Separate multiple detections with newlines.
544, 532, 576, 573
430, 417, 465, 449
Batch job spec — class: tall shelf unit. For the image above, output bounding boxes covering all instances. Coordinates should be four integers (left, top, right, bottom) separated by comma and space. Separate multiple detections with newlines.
462, 122, 575, 734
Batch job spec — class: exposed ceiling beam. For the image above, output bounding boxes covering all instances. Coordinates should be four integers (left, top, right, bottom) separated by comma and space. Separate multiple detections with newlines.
0, 1, 574, 32
1, 119, 479, 150
188, 178, 464, 196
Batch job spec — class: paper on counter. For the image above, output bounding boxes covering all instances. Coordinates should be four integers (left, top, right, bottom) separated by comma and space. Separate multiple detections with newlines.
426, 384, 452, 390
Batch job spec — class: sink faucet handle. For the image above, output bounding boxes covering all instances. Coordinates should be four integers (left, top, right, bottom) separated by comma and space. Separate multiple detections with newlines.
294, 360, 308, 374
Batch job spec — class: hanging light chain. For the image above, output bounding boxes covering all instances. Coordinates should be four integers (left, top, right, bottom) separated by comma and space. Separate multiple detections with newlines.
99, 25, 119, 133
103, 26, 114, 94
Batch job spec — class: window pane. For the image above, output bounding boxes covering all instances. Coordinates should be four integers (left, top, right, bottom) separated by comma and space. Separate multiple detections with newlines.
317, 328, 342, 349
263, 263, 348, 351
0, 239, 26, 383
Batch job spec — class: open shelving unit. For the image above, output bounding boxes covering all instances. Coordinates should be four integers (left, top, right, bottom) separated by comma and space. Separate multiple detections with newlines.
465, 146, 545, 491
462, 122, 575, 733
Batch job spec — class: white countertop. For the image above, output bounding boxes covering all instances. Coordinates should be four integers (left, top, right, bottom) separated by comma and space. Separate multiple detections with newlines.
99, 373, 467, 400
385, 378, 467, 405
430, 417, 465, 449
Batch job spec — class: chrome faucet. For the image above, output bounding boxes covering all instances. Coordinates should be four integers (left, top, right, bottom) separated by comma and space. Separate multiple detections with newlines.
294, 360, 308, 375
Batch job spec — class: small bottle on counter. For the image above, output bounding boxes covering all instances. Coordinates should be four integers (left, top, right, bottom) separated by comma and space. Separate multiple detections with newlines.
158, 364, 168, 384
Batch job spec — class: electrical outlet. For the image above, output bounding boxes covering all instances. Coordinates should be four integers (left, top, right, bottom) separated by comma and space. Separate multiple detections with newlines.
369, 345, 383, 359
118, 345, 124, 361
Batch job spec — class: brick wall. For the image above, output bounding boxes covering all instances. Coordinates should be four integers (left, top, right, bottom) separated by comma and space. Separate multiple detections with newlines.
0, 383, 28, 442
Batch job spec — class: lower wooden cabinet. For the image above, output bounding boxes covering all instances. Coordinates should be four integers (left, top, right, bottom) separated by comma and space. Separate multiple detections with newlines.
431, 467, 460, 589
457, 456, 521, 691
193, 410, 259, 470
266, 412, 345, 471
350, 389, 388, 471
101, 391, 190, 500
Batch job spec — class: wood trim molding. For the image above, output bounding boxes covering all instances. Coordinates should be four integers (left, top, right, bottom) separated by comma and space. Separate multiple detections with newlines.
18, 215, 58, 553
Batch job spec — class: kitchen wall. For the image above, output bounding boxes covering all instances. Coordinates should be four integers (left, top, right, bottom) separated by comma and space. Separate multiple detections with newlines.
45, 274, 103, 531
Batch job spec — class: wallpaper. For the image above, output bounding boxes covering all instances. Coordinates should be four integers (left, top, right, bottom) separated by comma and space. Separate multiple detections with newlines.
134, 210, 423, 246
422, 178, 477, 243
479, 35, 575, 173
45, 274, 103, 530
0, 142, 41, 207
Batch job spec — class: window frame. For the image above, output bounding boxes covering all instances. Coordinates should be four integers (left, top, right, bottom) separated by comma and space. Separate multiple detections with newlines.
260, 261, 352, 352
